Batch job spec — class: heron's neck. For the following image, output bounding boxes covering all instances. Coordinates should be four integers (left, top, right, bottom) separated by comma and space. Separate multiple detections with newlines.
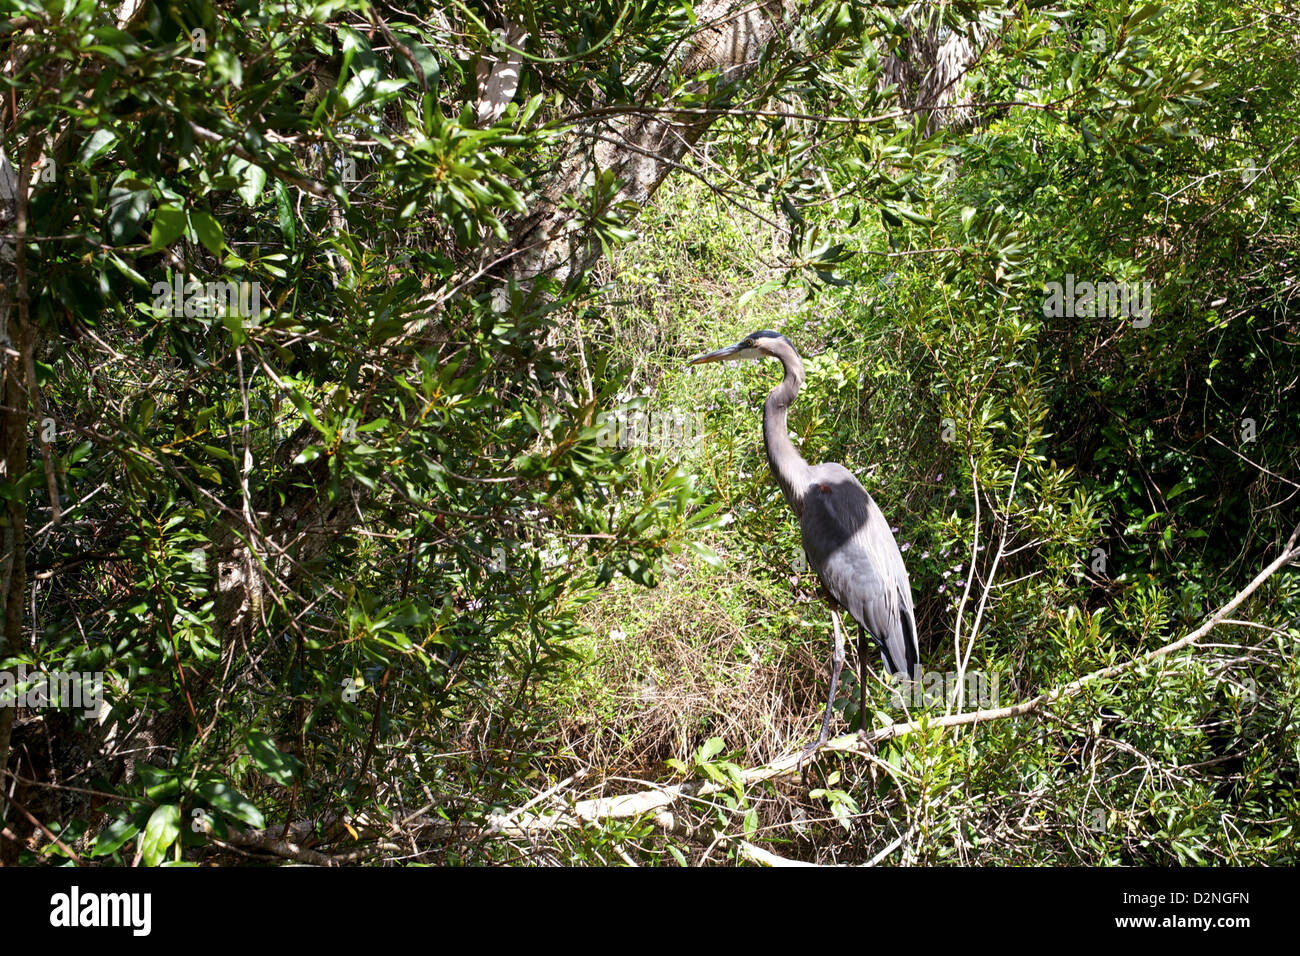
763, 349, 811, 515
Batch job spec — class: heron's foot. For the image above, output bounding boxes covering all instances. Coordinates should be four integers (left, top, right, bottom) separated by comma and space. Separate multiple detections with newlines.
799, 737, 825, 763
799, 743, 819, 792
798, 732, 830, 791
855, 729, 877, 755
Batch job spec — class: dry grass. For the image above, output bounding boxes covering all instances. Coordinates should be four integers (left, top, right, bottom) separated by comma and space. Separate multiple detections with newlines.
559, 567, 844, 777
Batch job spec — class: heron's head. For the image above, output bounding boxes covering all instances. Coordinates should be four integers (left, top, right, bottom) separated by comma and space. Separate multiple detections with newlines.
688, 330, 793, 366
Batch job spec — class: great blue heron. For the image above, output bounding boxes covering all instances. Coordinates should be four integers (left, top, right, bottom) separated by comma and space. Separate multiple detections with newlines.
689, 330, 919, 752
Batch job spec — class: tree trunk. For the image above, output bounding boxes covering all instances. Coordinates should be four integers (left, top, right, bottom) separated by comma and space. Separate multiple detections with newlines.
880, 6, 996, 135
0, 145, 28, 865
502, 0, 803, 292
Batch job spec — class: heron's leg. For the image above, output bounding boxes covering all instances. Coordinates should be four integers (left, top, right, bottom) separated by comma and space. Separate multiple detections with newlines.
803, 607, 846, 757
857, 624, 868, 733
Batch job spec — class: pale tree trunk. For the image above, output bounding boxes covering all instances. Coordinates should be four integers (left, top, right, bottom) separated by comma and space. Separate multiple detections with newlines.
503, 0, 803, 292
0, 145, 28, 865
0, 292, 21, 866
880, 3, 996, 135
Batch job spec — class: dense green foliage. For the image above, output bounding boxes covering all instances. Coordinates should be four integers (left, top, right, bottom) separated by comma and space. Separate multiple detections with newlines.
2, 0, 1296, 865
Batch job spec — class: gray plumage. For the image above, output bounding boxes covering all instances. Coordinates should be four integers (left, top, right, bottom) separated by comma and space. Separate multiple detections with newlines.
689, 330, 919, 749
800, 464, 918, 678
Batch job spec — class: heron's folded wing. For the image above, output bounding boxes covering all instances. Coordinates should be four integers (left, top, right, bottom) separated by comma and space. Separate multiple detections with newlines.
800, 467, 918, 677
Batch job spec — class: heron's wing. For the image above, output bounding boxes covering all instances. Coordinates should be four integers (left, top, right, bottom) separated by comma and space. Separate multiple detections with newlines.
800, 464, 919, 678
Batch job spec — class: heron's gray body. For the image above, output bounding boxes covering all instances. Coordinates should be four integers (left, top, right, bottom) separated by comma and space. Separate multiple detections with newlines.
799, 463, 918, 678
690, 329, 919, 748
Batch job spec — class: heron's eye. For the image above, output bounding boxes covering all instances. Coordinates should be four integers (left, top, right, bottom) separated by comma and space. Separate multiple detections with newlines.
742, 339, 754, 348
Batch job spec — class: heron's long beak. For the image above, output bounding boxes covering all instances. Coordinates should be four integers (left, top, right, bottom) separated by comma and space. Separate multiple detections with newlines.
688, 343, 742, 365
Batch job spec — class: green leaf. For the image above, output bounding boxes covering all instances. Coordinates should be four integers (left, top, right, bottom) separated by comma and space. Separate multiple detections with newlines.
199, 443, 237, 463
198, 782, 265, 828
141, 804, 181, 866
738, 278, 783, 307
247, 731, 304, 785
92, 818, 140, 857
150, 205, 188, 250
209, 48, 243, 87
685, 539, 723, 568
232, 158, 267, 207
190, 210, 225, 254
106, 186, 151, 245
274, 181, 296, 247
78, 128, 118, 164
109, 252, 149, 286
1128, 3, 1164, 29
